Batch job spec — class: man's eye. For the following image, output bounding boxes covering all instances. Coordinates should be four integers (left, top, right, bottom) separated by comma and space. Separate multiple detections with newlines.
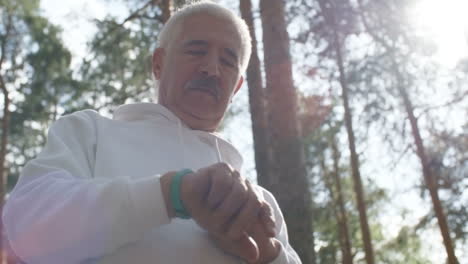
186, 50, 206, 56
221, 58, 235, 68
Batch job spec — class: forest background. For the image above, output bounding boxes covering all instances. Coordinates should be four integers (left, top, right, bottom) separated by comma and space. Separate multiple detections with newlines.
0, 0, 467, 263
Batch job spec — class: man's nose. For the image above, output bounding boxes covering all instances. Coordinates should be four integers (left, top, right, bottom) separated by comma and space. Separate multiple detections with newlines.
200, 52, 220, 77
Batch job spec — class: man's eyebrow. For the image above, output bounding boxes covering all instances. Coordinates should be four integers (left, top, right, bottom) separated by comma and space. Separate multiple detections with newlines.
183, 40, 208, 48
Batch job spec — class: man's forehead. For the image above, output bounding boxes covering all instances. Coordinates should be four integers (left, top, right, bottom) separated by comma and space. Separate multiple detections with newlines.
177, 15, 242, 54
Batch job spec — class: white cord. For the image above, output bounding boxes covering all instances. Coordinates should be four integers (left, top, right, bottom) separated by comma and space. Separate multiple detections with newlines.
214, 137, 223, 163
177, 118, 186, 168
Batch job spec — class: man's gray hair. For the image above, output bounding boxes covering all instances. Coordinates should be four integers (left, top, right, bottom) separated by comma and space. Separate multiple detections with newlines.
157, 0, 252, 74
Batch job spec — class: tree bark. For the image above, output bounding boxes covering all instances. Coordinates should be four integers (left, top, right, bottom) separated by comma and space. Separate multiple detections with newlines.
0, 14, 13, 264
318, 1, 375, 263
392, 62, 459, 264
334, 33, 375, 264
357, 4, 459, 259
161, 0, 172, 22
173, 0, 186, 9
239, 0, 272, 188
331, 139, 353, 264
259, 1, 315, 263
320, 154, 353, 264
0, 74, 9, 264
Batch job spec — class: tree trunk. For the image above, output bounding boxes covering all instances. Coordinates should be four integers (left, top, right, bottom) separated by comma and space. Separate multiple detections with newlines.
239, 0, 272, 188
172, 0, 186, 9
331, 139, 353, 264
392, 62, 459, 264
0, 74, 9, 264
334, 33, 375, 264
317, 1, 375, 262
358, 5, 459, 259
161, 0, 172, 22
259, 1, 315, 263
320, 153, 353, 264
0, 15, 13, 264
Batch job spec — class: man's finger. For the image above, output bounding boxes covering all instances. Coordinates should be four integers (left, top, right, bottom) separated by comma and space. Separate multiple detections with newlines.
226, 180, 262, 240
206, 163, 234, 209
211, 232, 259, 263
259, 203, 276, 237
211, 176, 249, 234
238, 233, 259, 263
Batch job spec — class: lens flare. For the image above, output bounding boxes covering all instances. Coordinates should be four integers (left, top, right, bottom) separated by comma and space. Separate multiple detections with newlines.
409, 0, 468, 67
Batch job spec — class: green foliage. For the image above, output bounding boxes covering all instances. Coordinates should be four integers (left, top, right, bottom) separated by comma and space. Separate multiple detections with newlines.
417, 126, 468, 246
376, 226, 431, 264
77, 1, 170, 113
301, 102, 429, 263
289, 0, 467, 262
301, 110, 431, 263
1, 0, 78, 189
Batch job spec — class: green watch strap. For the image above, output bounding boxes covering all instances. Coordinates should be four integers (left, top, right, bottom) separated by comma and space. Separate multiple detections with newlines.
170, 169, 193, 219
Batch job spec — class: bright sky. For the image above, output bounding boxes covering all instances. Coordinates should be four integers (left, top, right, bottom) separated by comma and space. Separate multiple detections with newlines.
39, 0, 467, 262
409, 0, 468, 67
40, 0, 127, 68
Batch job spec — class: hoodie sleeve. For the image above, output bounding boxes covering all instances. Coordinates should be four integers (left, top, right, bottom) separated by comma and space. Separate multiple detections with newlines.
2, 111, 170, 264
259, 188, 302, 264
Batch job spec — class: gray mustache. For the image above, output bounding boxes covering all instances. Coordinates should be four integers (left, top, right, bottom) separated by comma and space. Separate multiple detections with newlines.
186, 77, 220, 99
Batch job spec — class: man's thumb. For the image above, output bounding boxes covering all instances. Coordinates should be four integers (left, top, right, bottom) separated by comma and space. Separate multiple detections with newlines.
238, 233, 259, 263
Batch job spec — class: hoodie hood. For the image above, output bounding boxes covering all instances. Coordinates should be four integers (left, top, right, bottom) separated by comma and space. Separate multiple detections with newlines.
113, 103, 179, 123
112, 103, 243, 170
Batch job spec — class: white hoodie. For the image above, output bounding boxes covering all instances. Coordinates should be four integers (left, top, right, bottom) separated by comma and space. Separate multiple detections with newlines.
3, 103, 301, 264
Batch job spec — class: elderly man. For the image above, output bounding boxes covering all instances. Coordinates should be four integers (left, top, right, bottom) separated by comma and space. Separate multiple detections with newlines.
3, 1, 301, 264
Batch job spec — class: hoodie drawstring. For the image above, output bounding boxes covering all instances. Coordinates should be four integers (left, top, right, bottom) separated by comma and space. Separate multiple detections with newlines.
214, 137, 223, 163
177, 119, 243, 263
177, 117, 224, 165
177, 118, 186, 168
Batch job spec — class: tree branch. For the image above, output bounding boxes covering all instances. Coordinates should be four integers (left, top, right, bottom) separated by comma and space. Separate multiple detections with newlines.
119, 0, 159, 27
0, 14, 13, 72
416, 89, 468, 118
93, 0, 163, 32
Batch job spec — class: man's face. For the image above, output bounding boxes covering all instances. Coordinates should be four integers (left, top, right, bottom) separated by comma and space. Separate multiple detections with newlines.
153, 14, 244, 132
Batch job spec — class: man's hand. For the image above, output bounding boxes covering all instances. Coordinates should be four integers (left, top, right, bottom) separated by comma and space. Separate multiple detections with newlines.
161, 163, 273, 241
210, 207, 281, 263
246, 209, 281, 263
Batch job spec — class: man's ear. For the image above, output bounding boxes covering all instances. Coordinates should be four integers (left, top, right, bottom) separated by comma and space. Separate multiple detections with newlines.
152, 47, 165, 80
233, 76, 244, 96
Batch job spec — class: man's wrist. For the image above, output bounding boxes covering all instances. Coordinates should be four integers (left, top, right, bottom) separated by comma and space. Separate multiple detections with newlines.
161, 169, 193, 219
171, 169, 193, 219
161, 171, 177, 219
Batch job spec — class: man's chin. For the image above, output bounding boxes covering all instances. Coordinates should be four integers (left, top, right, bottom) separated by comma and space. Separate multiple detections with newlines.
186, 89, 219, 104
181, 99, 220, 116
179, 105, 222, 131
187, 88, 219, 100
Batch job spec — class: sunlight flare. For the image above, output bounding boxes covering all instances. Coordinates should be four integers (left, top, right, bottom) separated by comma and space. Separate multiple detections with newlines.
409, 0, 468, 67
